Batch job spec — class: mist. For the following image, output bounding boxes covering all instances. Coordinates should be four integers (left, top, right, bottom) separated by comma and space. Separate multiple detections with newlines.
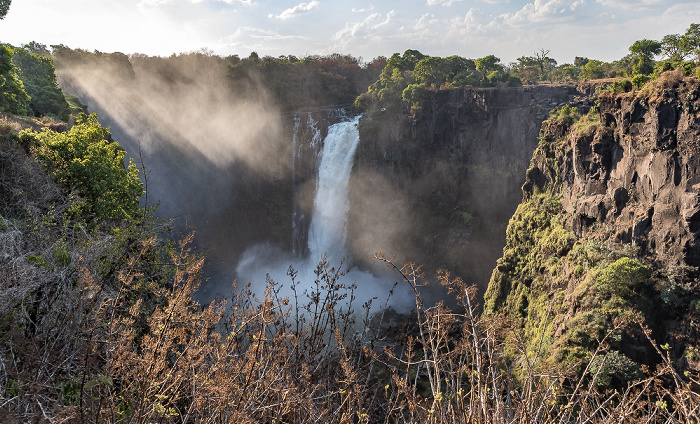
53, 50, 419, 311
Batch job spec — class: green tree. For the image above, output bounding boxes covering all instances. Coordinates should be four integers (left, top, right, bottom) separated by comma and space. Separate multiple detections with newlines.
0, 45, 30, 115
11, 46, 70, 120
681, 23, 700, 59
574, 57, 589, 67
595, 257, 651, 298
23, 41, 51, 57
579, 59, 606, 80
21, 113, 143, 220
661, 34, 685, 60
475, 55, 503, 75
514, 55, 539, 82
629, 39, 661, 75
533, 48, 557, 80
413, 56, 446, 87
402, 83, 426, 112
0, 0, 11, 19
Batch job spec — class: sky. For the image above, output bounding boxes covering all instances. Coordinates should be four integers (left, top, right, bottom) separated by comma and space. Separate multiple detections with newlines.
2, 0, 700, 65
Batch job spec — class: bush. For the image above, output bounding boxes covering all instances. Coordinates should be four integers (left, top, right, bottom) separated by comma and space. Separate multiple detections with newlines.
610, 79, 633, 93
631, 74, 650, 89
595, 257, 651, 298
549, 104, 581, 126
20, 113, 142, 220
588, 350, 642, 389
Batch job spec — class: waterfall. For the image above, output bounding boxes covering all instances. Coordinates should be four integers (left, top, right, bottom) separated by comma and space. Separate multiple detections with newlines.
236, 112, 410, 311
307, 115, 361, 264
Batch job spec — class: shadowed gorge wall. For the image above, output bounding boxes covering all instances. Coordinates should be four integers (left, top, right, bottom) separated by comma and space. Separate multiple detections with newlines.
350, 85, 580, 294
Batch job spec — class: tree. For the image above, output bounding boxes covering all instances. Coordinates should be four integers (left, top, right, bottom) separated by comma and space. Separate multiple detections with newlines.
11, 46, 71, 120
629, 39, 661, 75
413, 56, 446, 87
21, 113, 143, 220
514, 56, 539, 82
574, 57, 589, 68
0, 45, 30, 115
476, 55, 503, 75
629, 39, 662, 59
661, 34, 685, 60
533, 48, 557, 80
0, 0, 11, 19
681, 23, 700, 60
580, 60, 605, 80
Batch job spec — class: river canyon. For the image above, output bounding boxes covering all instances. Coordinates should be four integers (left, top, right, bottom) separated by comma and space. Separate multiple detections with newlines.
54, 58, 583, 305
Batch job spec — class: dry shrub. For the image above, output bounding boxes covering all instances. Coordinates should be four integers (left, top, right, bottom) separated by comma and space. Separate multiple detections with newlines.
640, 68, 687, 101
1, 230, 698, 423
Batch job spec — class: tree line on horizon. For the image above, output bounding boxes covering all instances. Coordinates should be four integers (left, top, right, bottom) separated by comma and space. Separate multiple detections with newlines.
2, 22, 700, 119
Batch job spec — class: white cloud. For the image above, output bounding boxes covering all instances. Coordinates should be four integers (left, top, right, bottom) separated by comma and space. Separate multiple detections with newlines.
426, 0, 466, 6
268, 1, 320, 20
500, 0, 586, 25
415, 13, 438, 31
330, 10, 398, 53
595, 0, 668, 10
352, 5, 375, 13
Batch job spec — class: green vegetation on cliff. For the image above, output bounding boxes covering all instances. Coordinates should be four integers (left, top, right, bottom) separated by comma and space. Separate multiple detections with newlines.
485, 80, 700, 393
354, 49, 521, 114
10, 44, 71, 121
19, 113, 142, 220
0, 45, 30, 115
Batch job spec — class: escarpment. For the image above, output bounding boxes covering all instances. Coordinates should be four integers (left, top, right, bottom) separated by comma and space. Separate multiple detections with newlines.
350, 85, 580, 293
486, 73, 700, 387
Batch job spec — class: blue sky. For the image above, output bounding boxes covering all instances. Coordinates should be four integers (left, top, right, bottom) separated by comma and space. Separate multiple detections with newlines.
2, 0, 700, 65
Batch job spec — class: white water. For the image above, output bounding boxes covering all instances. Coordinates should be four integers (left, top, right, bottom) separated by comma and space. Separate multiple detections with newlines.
236, 113, 411, 311
307, 115, 361, 264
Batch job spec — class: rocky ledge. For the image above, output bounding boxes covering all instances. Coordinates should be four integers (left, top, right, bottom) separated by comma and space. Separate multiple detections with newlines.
486, 70, 700, 389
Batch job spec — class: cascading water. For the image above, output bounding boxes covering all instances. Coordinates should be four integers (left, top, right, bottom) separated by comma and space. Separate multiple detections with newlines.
236, 112, 410, 310
307, 115, 361, 264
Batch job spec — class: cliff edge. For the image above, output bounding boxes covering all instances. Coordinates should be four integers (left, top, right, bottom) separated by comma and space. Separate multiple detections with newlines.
485, 70, 700, 388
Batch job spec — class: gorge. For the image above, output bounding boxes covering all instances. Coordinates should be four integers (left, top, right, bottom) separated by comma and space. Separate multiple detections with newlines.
54, 53, 582, 303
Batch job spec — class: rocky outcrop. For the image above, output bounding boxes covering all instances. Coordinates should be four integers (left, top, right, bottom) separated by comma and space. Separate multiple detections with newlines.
350, 85, 580, 294
486, 72, 700, 386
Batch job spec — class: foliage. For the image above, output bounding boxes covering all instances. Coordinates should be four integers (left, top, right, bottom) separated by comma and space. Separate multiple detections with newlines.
594, 257, 651, 299
20, 113, 142, 220
588, 350, 642, 390
548, 104, 581, 126
0, 45, 30, 115
10, 45, 71, 121
512, 49, 557, 82
226, 52, 382, 110
579, 59, 606, 80
0, 0, 10, 19
355, 50, 518, 115
631, 74, 650, 89
402, 83, 426, 113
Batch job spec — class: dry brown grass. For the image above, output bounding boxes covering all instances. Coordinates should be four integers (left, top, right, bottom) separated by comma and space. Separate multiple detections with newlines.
0, 213, 698, 422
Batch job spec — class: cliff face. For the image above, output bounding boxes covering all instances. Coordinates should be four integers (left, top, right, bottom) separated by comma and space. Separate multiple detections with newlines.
350, 85, 580, 293
486, 72, 700, 386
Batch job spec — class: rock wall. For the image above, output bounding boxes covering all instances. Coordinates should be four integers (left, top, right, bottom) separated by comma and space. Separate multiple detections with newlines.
349, 85, 580, 294
486, 73, 700, 384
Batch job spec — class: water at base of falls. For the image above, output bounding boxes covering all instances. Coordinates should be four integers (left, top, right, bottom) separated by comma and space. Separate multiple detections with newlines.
236, 114, 412, 312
